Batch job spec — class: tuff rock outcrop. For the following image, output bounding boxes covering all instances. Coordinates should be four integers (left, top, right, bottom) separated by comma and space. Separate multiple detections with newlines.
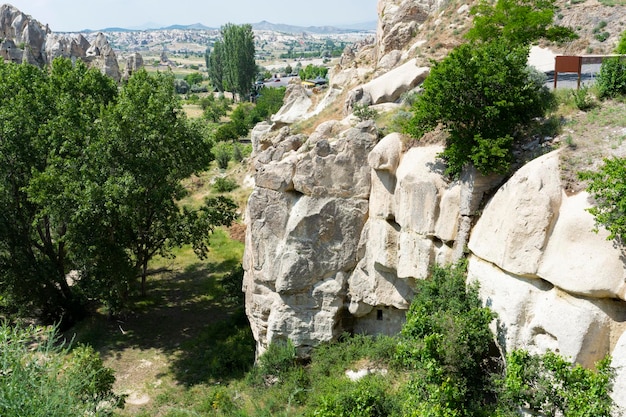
243, 0, 626, 411
0, 4, 133, 82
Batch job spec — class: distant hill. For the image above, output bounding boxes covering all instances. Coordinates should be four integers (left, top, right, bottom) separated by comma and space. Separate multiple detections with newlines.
87, 21, 373, 34
252, 20, 375, 34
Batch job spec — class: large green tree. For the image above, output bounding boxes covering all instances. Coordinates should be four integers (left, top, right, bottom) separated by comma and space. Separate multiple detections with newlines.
405, 0, 572, 177
405, 40, 552, 176
0, 59, 237, 323
208, 23, 256, 100
0, 59, 117, 323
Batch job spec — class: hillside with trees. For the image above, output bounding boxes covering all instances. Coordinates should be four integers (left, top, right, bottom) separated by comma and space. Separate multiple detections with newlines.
2, 0, 626, 416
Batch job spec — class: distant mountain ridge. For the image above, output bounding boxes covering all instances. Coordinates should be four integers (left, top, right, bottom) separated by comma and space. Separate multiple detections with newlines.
81, 20, 376, 34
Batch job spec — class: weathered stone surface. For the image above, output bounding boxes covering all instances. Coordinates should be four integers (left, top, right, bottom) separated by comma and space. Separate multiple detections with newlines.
88, 33, 121, 82
469, 151, 563, 277
468, 255, 624, 368
611, 332, 626, 413
292, 121, 378, 198
271, 83, 313, 125
122, 52, 144, 80
368, 132, 403, 173
377, 0, 431, 59
395, 146, 448, 235
0, 5, 127, 82
352, 59, 429, 106
537, 192, 626, 300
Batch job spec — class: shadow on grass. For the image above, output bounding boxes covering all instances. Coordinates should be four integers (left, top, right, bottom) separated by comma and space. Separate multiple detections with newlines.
66, 257, 254, 386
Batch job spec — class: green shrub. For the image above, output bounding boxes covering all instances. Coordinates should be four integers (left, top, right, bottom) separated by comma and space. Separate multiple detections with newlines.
312, 375, 399, 417
579, 156, 626, 241
572, 84, 595, 110
596, 57, 626, 98
405, 40, 553, 176
257, 339, 298, 379
213, 176, 239, 193
0, 323, 123, 416
496, 350, 615, 416
213, 142, 232, 170
352, 103, 378, 122
395, 262, 498, 417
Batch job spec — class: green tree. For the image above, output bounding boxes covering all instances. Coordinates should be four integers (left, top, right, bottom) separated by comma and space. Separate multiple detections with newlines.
579, 157, 626, 242
184, 72, 203, 86
209, 23, 256, 100
252, 86, 286, 122
87, 69, 238, 301
298, 63, 328, 80
396, 262, 498, 416
0, 60, 238, 321
405, 41, 553, 176
0, 58, 118, 324
467, 0, 577, 45
207, 40, 225, 92
201, 93, 231, 122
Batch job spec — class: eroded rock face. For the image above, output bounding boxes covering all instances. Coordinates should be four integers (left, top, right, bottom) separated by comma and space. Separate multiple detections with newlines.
467, 149, 626, 410
376, 0, 446, 62
243, 121, 379, 356
244, 126, 475, 354
0, 4, 130, 82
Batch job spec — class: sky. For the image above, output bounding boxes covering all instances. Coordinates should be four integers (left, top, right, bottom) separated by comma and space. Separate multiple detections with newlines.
5, 0, 379, 32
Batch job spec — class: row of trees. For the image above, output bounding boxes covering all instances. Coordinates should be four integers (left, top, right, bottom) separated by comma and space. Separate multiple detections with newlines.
207, 23, 257, 100
0, 58, 237, 325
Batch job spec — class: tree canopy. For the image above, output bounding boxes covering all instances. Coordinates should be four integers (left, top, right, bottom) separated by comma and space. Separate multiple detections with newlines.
405, 0, 569, 177
208, 23, 256, 100
467, 0, 577, 45
405, 40, 553, 176
0, 58, 237, 324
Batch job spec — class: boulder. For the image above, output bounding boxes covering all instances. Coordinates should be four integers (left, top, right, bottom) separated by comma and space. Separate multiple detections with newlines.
352, 59, 429, 106
377, 0, 431, 59
468, 255, 624, 368
469, 151, 563, 277
292, 121, 378, 199
271, 83, 313, 125
537, 192, 626, 300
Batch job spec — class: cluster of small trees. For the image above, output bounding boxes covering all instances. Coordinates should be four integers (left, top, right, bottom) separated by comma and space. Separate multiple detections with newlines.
0, 58, 237, 324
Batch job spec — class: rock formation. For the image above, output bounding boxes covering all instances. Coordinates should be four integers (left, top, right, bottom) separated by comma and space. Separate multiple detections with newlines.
0, 4, 134, 82
244, 0, 626, 410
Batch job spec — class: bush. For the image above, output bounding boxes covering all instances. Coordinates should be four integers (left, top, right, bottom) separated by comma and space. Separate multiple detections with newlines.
579, 156, 626, 241
352, 103, 378, 122
0, 323, 123, 416
496, 350, 615, 416
213, 142, 232, 170
596, 57, 626, 99
395, 262, 498, 416
572, 84, 595, 110
213, 176, 239, 193
312, 375, 399, 417
257, 339, 298, 380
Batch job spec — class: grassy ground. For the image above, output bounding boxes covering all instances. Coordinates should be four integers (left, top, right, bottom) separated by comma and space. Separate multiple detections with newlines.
67, 229, 248, 416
